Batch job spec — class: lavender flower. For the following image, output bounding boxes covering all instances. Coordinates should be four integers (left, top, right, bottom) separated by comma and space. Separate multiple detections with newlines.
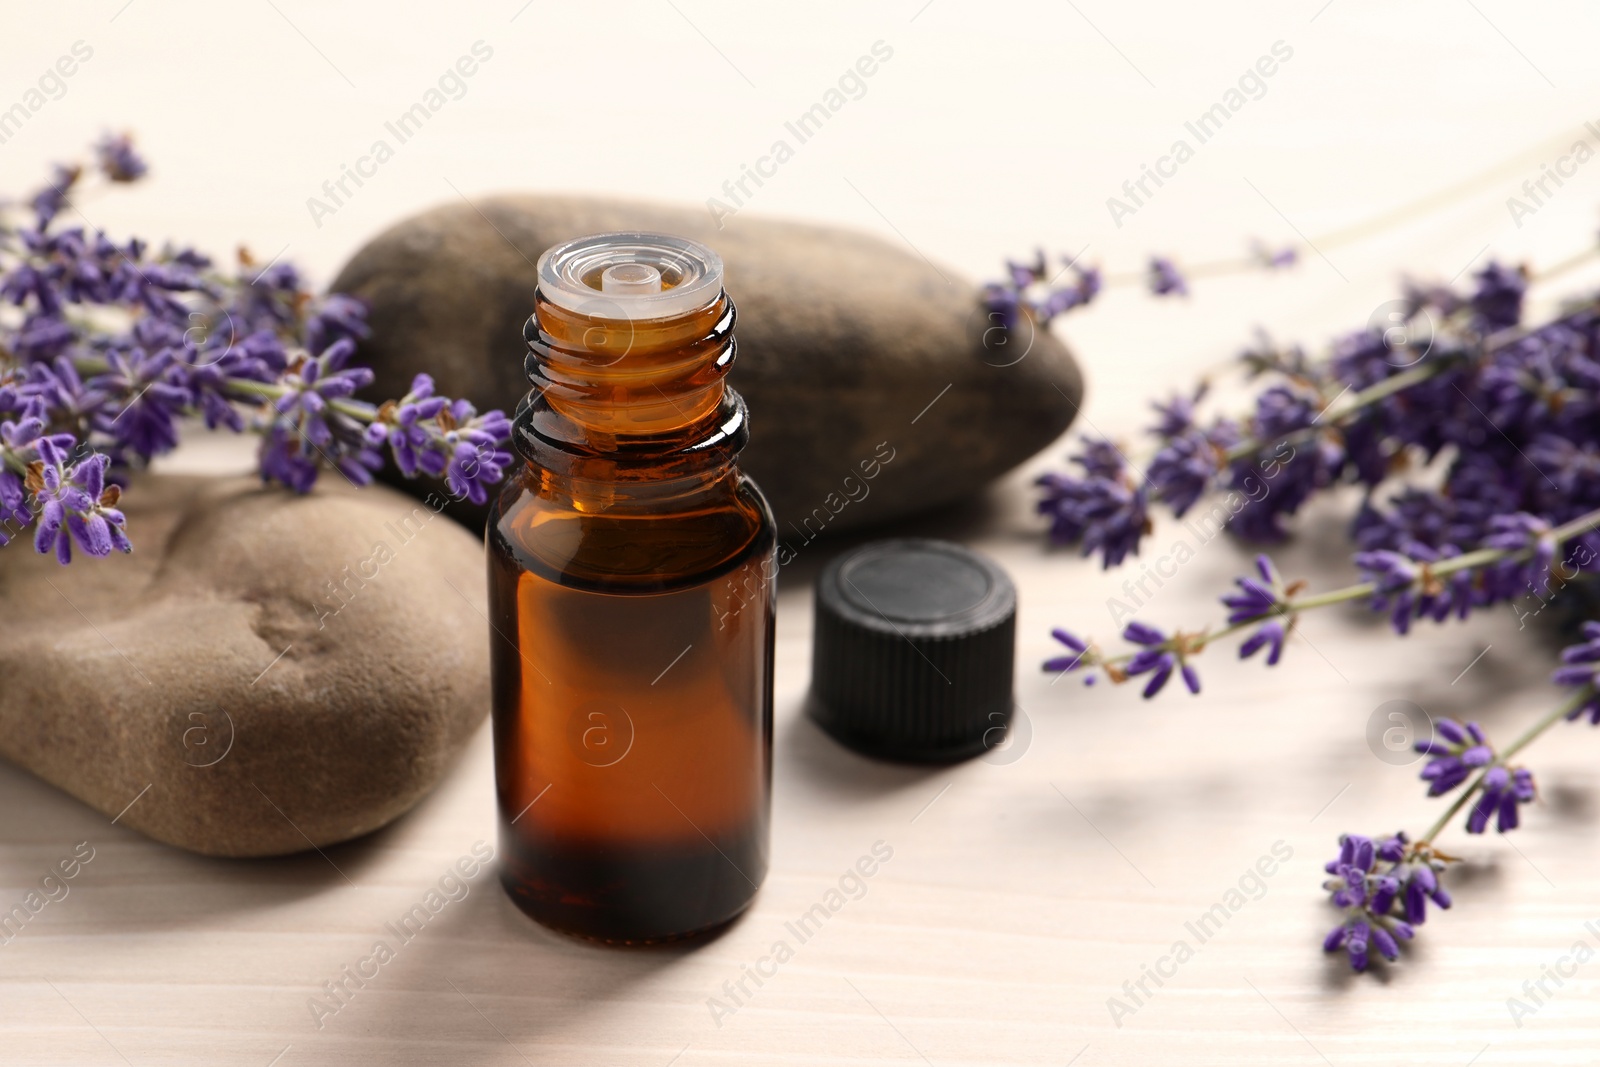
1148, 390, 1204, 439
1222, 554, 1282, 623
980, 283, 1023, 333
1006, 250, 1048, 289
258, 424, 321, 495
31, 452, 130, 563
367, 374, 514, 505
1223, 555, 1294, 666
1122, 620, 1200, 697
1226, 384, 1342, 542
1250, 240, 1297, 269
0, 414, 74, 543
1236, 619, 1287, 665
1020, 222, 1600, 976
1039, 261, 1102, 321
1036, 438, 1150, 568
94, 132, 148, 183
0, 138, 515, 564
28, 164, 80, 227
1414, 719, 1493, 796
271, 340, 374, 448
1483, 512, 1558, 601
982, 251, 1103, 329
1147, 429, 1221, 517
91, 347, 189, 458
1466, 765, 1534, 834
1147, 257, 1188, 297
1322, 833, 1416, 971
1553, 621, 1600, 724
1470, 261, 1527, 331
1354, 549, 1422, 634
1400, 856, 1452, 924
1042, 628, 1099, 687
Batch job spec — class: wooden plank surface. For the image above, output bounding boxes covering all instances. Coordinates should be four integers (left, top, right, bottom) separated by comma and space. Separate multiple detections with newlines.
1, 433, 1596, 1066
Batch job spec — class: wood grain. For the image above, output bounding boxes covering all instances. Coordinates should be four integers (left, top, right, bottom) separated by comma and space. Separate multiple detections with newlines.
1, 434, 1594, 1066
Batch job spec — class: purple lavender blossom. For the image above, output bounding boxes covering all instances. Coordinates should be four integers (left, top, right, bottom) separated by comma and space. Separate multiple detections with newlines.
0, 138, 516, 564
0, 415, 75, 544
1482, 512, 1558, 601
1322, 833, 1416, 971
1038, 262, 1102, 321
31, 452, 130, 563
1147, 257, 1188, 297
1043, 628, 1088, 669
1223, 555, 1293, 666
1121, 620, 1200, 697
1042, 628, 1097, 686
1005, 250, 1047, 288
94, 132, 148, 183
1355, 549, 1422, 634
1222, 554, 1282, 623
1147, 429, 1221, 517
1145, 392, 1239, 519
1470, 261, 1526, 332
1409, 543, 1476, 624
272, 340, 374, 448
1226, 384, 1343, 542
304, 293, 371, 354
91, 347, 189, 458
1553, 621, 1600, 724
1148, 390, 1205, 439
983, 252, 1104, 329
1251, 240, 1297, 269
1466, 765, 1534, 834
1400, 858, 1452, 924
1414, 718, 1493, 796
28, 164, 80, 227
440, 399, 514, 505
1237, 619, 1287, 665
1036, 438, 1150, 568
980, 284, 1023, 333
258, 424, 320, 494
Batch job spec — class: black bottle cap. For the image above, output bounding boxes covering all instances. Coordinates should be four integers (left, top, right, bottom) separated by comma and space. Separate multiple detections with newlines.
810, 538, 1017, 762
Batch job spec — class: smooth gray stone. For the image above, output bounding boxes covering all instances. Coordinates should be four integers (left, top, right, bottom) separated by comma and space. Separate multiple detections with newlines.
331, 196, 1083, 537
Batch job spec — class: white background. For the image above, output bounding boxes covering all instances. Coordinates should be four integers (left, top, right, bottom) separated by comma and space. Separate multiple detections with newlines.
9, 0, 1600, 438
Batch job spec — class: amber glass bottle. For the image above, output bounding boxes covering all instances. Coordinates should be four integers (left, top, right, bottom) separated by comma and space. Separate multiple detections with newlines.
487, 233, 775, 945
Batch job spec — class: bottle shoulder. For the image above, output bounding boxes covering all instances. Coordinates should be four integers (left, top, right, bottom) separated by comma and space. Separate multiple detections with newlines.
489, 469, 775, 594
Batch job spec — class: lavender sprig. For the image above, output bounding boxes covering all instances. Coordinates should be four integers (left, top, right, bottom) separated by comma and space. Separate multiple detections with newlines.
1044, 505, 1600, 695
1322, 685, 1589, 971
1032, 254, 1600, 573
0, 135, 515, 563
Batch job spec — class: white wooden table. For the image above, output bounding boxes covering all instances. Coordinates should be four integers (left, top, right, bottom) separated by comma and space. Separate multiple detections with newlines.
9, 1, 1600, 1061
0, 432, 1595, 1065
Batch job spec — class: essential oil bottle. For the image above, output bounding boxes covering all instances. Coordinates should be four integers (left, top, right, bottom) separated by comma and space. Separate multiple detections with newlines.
487, 233, 776, 944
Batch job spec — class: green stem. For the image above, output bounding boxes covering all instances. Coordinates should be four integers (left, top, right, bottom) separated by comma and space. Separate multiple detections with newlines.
1220, 360, 1448, 464
1094, 504, 1600, 671
216, 378, 376, 421
1215, 299, 1600, 467
1418, 769, 1490, 847
1214, 304, 1596, 492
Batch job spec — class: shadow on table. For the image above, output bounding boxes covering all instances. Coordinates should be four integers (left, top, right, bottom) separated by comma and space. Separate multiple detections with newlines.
772, 485, 1009, 594
318, 870, 706, 1054
0, 750, 708, 1058
777, 695, 949, 802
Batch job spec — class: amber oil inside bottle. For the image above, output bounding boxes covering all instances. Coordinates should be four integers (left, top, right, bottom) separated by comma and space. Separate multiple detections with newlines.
487, 233, 775, 945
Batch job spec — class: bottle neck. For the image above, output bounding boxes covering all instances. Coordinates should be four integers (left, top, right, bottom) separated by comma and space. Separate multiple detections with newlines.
513, 288, 747, 511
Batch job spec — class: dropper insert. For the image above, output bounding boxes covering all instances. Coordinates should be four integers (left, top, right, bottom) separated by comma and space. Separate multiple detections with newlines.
537, 232, 722, 321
